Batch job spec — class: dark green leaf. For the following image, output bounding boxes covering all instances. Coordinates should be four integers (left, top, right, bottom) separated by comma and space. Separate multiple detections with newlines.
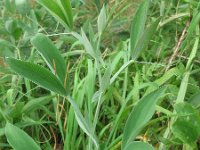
6, 58, 67, 96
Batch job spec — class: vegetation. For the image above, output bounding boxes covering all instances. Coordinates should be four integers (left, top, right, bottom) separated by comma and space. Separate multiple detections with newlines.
0, 0, 200, 149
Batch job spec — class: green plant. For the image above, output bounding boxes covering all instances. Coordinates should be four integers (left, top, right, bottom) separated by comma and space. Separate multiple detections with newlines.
1, 0, 200, 150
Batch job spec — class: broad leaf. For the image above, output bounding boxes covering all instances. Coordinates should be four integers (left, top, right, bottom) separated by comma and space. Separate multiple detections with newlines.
132, 19, 160, 60
130, 0, 150, 51
122, 87, 166, 149
172, 102, 200, 146
6, 58, 67, 96
5, 123, 41, 150
31, 33, 67, 85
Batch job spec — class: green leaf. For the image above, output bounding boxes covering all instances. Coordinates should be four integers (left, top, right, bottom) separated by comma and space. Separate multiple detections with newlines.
145, 67, 180, 95
130, 0, 150, 51
172, 120, 198, 146
71, 31, 95, 59
132, 19, 160, 60
5, 123, 41, 150
124, 141, 154, 150
6, 58, 67, 96
172, 102, 200, 146
97, 5, 107, 35
36, 0, 70, 29
122, 87, 166, 149
31, 33, 67, 85
57, 0, 73, 29
100, 65, 111, 92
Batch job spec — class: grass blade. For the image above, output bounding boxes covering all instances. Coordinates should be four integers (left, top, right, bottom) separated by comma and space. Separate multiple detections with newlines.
67, 96, 99, 149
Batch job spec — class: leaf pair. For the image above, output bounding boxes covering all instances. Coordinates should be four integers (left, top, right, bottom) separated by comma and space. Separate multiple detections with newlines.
37, 0, 73, 30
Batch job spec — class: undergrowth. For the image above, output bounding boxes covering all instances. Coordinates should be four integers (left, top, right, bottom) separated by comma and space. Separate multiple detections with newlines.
0, 0, 200, 150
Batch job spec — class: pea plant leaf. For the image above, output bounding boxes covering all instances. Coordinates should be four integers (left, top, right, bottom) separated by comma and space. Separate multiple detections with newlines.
122, 86, 166, 149
5, 123, 41, 150
31, 33, 67, 85
172, 102, 200, 147
6, 58, 67, 96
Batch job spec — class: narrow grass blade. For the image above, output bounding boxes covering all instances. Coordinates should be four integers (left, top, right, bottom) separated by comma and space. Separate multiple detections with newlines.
67, 96, 99, 149
176, 71, 190, 103
122, 86, 166, 149
5, 123, 41, 150
31, 33, 67, 85
124, 141, 154, 150
180, 12, 200, 50
145, 67, 180, 95
6, 58, 67, 96
130, 0, 150, 51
